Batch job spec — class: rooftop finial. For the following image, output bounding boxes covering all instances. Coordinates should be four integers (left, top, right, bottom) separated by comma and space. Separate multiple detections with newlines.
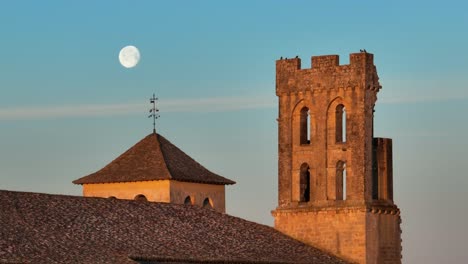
148, 93, 160, 133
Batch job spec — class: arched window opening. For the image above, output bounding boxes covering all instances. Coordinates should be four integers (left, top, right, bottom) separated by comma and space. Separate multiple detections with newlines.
299, 163, 311, 202
203, 198, 213, 208
300, 107, 310, 145
335, 104, 346, 143
343, 165, 347, 199
343, 107, 347, 142
135, 194, 147, 202
336, 161, 347, 200
184, 196, 193, 205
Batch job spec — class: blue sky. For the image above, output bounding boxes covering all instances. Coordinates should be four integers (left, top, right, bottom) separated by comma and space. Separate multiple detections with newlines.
1, 1, 467, 263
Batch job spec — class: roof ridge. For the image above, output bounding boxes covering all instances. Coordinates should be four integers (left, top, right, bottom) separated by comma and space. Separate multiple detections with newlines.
157, 134, 235, 185
154, 133, 174, 181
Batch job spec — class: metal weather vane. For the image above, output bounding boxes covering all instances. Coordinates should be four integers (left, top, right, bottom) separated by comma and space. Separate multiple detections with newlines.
148, 93, 160, 133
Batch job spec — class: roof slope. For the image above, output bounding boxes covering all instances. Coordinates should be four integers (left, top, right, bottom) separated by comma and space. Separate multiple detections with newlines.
73, 133, 235, 185
0, 190, 347, 264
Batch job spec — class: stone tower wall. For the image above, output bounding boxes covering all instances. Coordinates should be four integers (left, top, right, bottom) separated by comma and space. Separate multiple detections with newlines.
276, 53, 380, 206
274, 207, 368, 263
366, 210, 402, 264
273, 53, 401, 263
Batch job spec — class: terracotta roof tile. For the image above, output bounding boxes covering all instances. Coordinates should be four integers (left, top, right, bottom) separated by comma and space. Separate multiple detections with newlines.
0, 190, 347, 264
73, 133, 235, 185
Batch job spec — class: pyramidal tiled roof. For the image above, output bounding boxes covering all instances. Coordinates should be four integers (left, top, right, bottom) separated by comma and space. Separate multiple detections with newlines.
73, 133, 235, 185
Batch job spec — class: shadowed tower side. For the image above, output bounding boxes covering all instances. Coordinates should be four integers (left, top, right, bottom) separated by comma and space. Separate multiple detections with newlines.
272, 52, 402, 264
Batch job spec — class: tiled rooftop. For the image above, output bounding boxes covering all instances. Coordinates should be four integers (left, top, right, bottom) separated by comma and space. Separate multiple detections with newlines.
73, 133, 235, 185
0, 190, 346, 264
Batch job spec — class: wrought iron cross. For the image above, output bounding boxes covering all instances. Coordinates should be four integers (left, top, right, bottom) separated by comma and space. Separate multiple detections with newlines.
148, 93, 160, 133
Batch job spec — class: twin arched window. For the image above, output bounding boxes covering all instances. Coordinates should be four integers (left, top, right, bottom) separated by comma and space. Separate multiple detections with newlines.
132, 194, 215, 207
298, 161, 347, 202
184, 196, 213, 208
299, 102, 346, 146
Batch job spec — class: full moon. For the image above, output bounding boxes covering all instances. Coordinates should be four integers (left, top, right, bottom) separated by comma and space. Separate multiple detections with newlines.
119, 45, 140, 68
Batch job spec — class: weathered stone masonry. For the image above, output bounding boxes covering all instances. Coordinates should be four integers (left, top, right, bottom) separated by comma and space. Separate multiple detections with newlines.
272, 53, 402, 264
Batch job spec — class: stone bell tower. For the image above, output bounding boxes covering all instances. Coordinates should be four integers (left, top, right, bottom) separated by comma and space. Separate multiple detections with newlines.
271, 53, 402, 264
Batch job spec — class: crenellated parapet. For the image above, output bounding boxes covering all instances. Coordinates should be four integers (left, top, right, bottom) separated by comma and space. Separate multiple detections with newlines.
276, 53, 381, 96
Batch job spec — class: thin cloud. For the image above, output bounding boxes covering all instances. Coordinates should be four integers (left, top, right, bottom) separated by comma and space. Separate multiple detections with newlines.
0, 96, 276, 121
2, 91, 464, 121
379, 77, 468, 104
379, 93, 468, 104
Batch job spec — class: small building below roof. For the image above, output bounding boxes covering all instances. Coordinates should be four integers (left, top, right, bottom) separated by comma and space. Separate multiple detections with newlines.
73, 132, 235, 213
